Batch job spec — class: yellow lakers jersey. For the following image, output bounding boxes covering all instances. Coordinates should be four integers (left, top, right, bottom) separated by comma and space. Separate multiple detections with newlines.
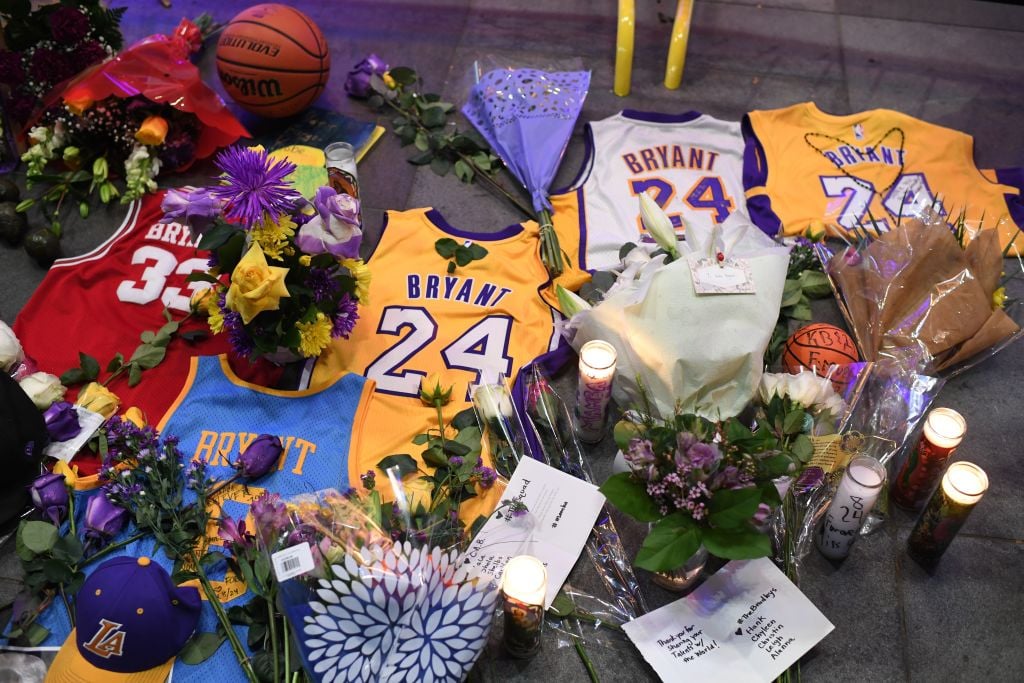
312, 208, 565, 518
743, 102, 1024, 251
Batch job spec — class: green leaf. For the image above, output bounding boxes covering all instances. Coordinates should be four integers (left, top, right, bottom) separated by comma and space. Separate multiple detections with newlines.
707, 487, 762, 529
378, 454, 418, 478
51, 535, 84, 564
421, 107, 446, 129
798, 269, 832, 298
127, 362, 143, 387
388, 66, 417, 86
442, 440, 471, 457
599, 473, 661, 522
78, 352, 100, 382
15, 198, 35, 212
451, 407, 477, 430
454, 246, 474, 267
367, 94, 384, 109
106, 352, 124, 373
130, 344, 166, 370
24, 622, 49, 647
21, 521, 59, 554
59, 368, 86, 387
789, 298, 813, 321
702, 527, 772, 560
197, 222, 238, 251
434, 237, 459, 259
408, 150, 434, 166
548, 590, 575, 618
634, 513, 702, 572
761, 455, 795, 478
780, 278, 803, 308
185, 271, 222, 285
430, 156, 451, 176
179, 631, 226, 665
200, 551, 227, 570
453, 159, 473, 182
411, 433, 431, 446
422, 445, 448, 468
466, 243, 488, 260
414, 130, 429, 152
42, 558, 73, 584
782, 409, 806, 435
792, 434, 814, 462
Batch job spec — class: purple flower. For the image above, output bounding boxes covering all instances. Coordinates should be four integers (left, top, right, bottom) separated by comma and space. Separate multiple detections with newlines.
84, 494, 129, 550
687, 442, 722, 470
74, 40, 107, 68
345, 54, 389, 99
360, 469, 376, 490
218, 516, 254, 551
795, 466, 825, 494
43, 401, 81, 442
0, 51, 25, 87
161, 188, 224, 239
305, 268, 340, 303
29, 473, 67, 526
295, 187, 362, 259
474, 466, 497, 489
236, 434, 283, 479
675, 432, 698, 453
286, 523, 317, 548
331, 293, 359, 339
49, 6, 90, 43
752, 502, 772, 526
252, 492, 289, 545
210, 147, 302, 228
625, 438, 656, 467
449, 456, 464, 467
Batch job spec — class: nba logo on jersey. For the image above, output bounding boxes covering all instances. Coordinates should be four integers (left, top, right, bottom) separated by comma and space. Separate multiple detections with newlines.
853, 123, 865, 140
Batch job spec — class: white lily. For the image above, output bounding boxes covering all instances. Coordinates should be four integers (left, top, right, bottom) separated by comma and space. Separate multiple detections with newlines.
639, 192, 680, 260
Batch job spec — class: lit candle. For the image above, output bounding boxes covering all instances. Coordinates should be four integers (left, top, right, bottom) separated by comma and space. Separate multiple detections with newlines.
500, 555, 547, 659
907, 461, 988, 569
892, 408, 966, 511
816, 456, 886, 560
576, 340, 617, 444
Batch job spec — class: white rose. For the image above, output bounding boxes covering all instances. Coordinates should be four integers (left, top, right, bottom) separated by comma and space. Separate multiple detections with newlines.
19, 372, 66, 409
759, 372, 784, 404
472, 383, 514, 421
788, 371, 826, 408
0, 321, 23, 372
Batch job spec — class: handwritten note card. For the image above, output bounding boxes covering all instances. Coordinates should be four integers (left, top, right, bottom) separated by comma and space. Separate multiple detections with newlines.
44, 406, 105, 463
623, 558, 833, 683
462, 457, 605, 608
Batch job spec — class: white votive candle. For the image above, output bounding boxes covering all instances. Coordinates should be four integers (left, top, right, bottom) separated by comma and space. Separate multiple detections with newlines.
817, 456, 886, 560
500, 555, 547, 658
576, 340, 617, 443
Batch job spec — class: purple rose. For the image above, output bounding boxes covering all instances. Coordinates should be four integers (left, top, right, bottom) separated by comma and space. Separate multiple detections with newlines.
236, 434, 283, 479
687, 442, 721, 470
49, 6, 90, 43
84, 494, 129, 549
295, 186, 362, 258
29, 473, 67, 526
161, 188, 224, 239
625, 438, 656, 467
251, 492, 289, 546
43, 402, 82, 442
345, 53, 389, 99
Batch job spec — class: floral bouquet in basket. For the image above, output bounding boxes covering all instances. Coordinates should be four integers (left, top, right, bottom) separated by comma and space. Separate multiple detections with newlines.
164, 147, 370, 363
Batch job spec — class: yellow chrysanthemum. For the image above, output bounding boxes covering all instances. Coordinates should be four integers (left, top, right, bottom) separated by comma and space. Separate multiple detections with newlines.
299, 254, 312, 266
250, 213, 297, 261
296, 312, 333, 358
343, 258, 371, 305
208, 307, 225, 334
993, 286, 1007, 309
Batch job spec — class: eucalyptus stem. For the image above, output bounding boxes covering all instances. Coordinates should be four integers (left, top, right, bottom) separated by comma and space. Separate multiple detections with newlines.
189, 550, 258, 683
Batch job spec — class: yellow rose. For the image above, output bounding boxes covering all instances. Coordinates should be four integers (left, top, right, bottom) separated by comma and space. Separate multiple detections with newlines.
75, 382, 121, 419
419, 373, 453, 407
135, 115, 169, 146
64, 92, 93, 116
225, 243, 291, 324
123, 406, 147, 428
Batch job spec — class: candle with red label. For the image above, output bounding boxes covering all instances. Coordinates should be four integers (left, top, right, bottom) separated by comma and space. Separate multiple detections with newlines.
892, 408, 966, 510
500, 555, 547, 659
816, 456, 886, 560
576, 340, 617, 443
907, 461, 988, 569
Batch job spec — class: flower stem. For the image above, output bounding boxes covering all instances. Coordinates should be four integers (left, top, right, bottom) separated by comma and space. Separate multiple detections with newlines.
58, 584, 75, 628
434, 401, 447, 450
67, 491, 76, 539
573, 636, 600, 682
537, 207, 564, 277
282, 607, 291, 679
267, 598, 280, 683
79, 531, 148, 568
189, 550, 258, 683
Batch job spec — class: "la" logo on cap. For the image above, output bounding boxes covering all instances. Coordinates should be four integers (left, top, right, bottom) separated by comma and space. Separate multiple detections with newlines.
82, 619, 126, 659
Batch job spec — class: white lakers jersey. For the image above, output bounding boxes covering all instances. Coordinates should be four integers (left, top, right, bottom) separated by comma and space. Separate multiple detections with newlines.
549, 110, 750, 271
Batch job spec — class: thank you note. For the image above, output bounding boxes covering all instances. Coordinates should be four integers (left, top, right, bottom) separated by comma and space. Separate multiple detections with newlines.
622, 558, 833, 682
462, 457, 605, 608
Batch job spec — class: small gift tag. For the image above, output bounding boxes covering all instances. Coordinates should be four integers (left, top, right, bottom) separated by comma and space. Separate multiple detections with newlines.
688, 255, 756, 294
272, 541, 315, 581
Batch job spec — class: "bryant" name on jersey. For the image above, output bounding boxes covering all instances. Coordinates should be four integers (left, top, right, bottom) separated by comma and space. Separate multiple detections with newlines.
406, 274, 513, 308
193, 430, 317, 476
145, 221, 197, 248
622, 145, 720, 175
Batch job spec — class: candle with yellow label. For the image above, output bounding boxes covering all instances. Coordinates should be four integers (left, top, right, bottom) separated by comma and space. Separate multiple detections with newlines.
576, 340, 617, 443
892, 408, 966, 511
500, 555, 547, 658
907, 461, 988, 569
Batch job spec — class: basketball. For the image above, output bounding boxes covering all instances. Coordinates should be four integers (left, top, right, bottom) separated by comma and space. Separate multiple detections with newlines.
216, 4, 330, 119
782, 323, 859, 380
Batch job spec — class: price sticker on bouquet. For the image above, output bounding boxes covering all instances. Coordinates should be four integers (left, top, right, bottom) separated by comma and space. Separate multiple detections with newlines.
688, 255, 756, 295
272, 541, 315, 581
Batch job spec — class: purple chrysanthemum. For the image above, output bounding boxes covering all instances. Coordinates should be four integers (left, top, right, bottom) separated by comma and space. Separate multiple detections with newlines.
210, 146, 302, 228
331, 293, 359, 339
306, 268, 340, 303
223, 308, 255, 357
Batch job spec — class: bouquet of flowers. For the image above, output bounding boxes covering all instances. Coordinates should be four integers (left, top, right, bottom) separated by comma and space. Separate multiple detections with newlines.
165, 146, 370, 363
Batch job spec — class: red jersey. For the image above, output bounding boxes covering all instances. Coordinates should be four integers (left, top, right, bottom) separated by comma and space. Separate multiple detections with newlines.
14, 191, 276, 425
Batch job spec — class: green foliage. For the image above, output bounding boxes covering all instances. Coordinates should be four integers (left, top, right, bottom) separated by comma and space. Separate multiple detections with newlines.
599, 473, 661, 522
434, 237, 488, 273
634, 513, 702, 572
765, 236, 832, 365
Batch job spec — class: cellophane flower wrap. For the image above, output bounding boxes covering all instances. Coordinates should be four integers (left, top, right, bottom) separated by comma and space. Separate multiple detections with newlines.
564, 213, 790, 420
816, 210, 1023, 377
168, 146, 369, 362
254, 488, 499, 683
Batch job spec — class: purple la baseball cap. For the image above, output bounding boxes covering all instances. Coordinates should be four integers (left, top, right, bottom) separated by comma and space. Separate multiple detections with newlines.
45, 556, 201, 682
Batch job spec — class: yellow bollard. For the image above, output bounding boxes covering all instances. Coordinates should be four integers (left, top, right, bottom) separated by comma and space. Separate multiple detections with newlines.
664, 0, 694, 89
614, 0, 635, 97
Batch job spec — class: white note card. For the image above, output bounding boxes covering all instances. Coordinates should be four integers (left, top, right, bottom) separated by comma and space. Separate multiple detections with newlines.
623, 558, 834, 683
688, 255, 756, 294
462, 456, 605, 608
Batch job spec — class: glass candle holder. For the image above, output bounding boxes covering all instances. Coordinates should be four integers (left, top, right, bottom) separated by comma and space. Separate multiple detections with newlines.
816, 456, 886, 560
907, 461, 988, 569
892, 408, 966, 511
576, 340, 617, 443
500, 555, 547, 659
325, 141, 361, 201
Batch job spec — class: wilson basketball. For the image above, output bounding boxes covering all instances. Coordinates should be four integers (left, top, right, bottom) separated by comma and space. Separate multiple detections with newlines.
216, 4, 330, 118
782, 323, 859, 379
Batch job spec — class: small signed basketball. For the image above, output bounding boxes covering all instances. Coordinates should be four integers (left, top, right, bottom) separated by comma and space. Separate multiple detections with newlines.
782, 323, 859, 379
